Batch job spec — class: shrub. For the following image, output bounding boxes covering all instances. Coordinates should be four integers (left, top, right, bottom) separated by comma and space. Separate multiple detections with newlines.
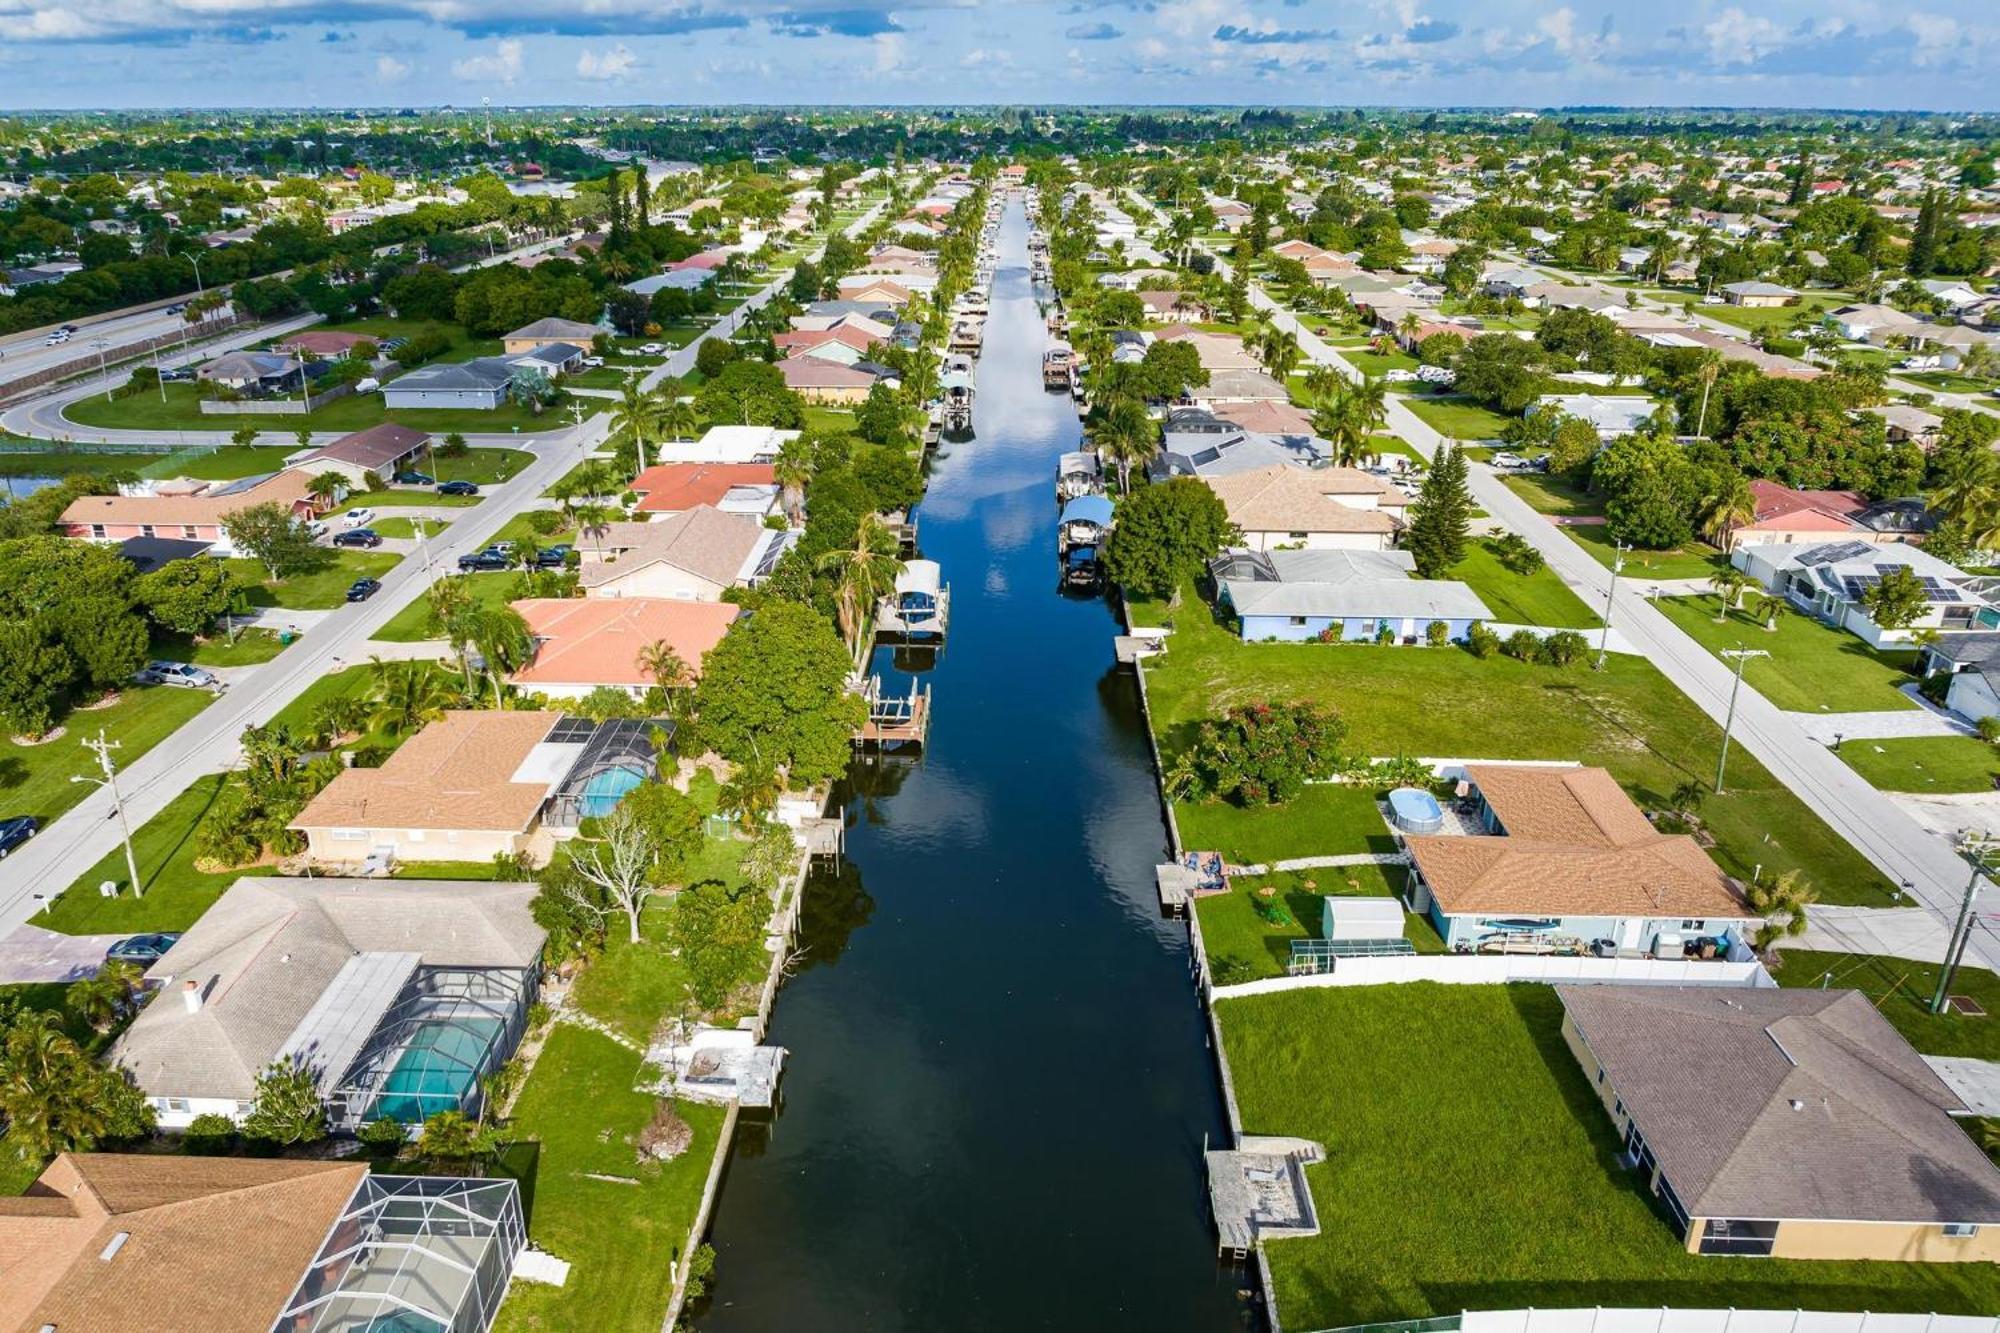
356, 1116, 409, 1158
1316, 622, 1344, 644
1188, 700, 1350, 806
526, 509, 562, 536
1375, 623, 1397, 645
1425, 619, 1450, 647
1503, 628, 1543, 661
1979, 715, 2000, 746
1488, 531, 1545, 576
182, 1113, 237, 1156
1538, 630, 1589, 667
1464, 621, 1499, 659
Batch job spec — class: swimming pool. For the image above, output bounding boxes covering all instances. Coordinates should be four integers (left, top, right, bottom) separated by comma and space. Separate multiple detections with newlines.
1387, 787, 1445, 835
365, 1018, 504, 1124
576, 763, 647, 819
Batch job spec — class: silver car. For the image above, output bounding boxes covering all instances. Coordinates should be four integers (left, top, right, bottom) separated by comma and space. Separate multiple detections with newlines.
135, 660, 223, 690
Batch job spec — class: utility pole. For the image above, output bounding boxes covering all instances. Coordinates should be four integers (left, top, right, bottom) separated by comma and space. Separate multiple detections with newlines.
1595, 541, 1629, 671
1714, 648, 1770, 794
73, 730, 143, 898
1931, 831, 1995, 1015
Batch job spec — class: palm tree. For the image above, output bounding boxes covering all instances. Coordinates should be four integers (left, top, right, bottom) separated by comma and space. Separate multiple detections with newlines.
1698, 473, 1757, 548
1257, 326, 1302, 381
306, 471, 345, 510
1397, 309, 1424, 345
1745, 868, 1817, 951
66, 961, 140, 1032
814, 512, 904, 651
660, 396, 699, 445
366, 659, 453, 737
427, 578, 477, 689
1312, 388, 1371, 469
1708, 569, 1752, 620
610, 380, 663, 476
638, 640, 692, 691
1301, 363, 1345, 402
576, 502, 616, 561
1093, 398, 1158, 494
465, 604, 533, 708
1691, 351, 1723, 439
1931, 448, 2000, 528
773, 434, 812, 526
1750, 590, 1789, 631
1347, 375, 1389, 436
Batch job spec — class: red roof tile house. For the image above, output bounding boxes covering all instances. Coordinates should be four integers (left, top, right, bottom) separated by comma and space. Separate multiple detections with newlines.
272, 329, 379, 359
1724, 480, 1874, 552
629, 462, 780, 519
60, 469, 326, 554
509, 597, 740, 699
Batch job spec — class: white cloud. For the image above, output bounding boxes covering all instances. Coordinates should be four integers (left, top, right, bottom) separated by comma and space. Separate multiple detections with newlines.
870, 31, 905, 74
375, 54, 410, 82
1703, 7, 1788, 66
1906, 12, 1962, 64
451, 37, 523, 84
576, 43, 636, 80
1536, 7, 1577, 53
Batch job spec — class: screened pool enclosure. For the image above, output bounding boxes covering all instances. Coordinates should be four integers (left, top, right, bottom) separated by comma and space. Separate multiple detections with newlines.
539, 716, 669, 830
274, 1174, 524, 1333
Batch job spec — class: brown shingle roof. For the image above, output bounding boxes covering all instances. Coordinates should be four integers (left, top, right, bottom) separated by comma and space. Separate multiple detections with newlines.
290, 709, 559, 834
1204, 464, 1403, 536
60, 469, 315, 530
0, 1153, 365, 1333
578, 504, 764, 591
1559, 986, 2000, 1225
300, 422, 430, 473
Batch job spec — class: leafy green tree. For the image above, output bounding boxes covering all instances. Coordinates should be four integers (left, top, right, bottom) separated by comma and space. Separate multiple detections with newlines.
1405, 445, 1472, 577
1593, 432, 1701, 550
242, 1058, 327, 1146
223, 502, 325, 582
0, 1006, 153, 1165
1861, 565, 1930, 633
1101, 477, 1237, 598
620, 780, 706, 885
182, 1112, 237, 1155
136, 557, 238, 637
666, 878, 773, 1014
1184, 700, 1349, 806
694, 602, 864, 786
0, 619, 71, 737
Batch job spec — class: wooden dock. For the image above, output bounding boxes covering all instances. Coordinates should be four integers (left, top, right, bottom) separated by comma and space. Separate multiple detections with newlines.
854, 677, 931, 749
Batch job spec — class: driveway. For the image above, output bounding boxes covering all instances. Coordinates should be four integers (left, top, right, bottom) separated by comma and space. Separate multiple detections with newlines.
0, 925, 126, 983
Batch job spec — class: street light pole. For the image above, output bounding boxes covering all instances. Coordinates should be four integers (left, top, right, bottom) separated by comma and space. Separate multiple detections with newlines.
73, 729, 143, 899
92, 338, 113, 402
1714, 648, 1770, 794
1931, 831, 1994, 1015
1595, 541, 1629, 671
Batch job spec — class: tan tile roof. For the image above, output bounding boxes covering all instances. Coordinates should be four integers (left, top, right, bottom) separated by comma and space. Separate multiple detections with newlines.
60, 468, 315, 529
578, 504, 764, 591
1407, 764, 1749, 919
291, 709, 559, 834
511, 597, 739, 687
0, 1153, 365, 1333
1204, 464, 1403, 536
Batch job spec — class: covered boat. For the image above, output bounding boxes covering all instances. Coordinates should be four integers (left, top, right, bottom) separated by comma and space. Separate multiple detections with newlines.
1055, 450, 1104, 501
1042, 341, 1074, 391
876, 559, 949, 639
1058, 493, 1114, 554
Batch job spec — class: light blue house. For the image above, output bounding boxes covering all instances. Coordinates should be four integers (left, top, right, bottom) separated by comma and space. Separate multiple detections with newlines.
1210, 548, 1491, 644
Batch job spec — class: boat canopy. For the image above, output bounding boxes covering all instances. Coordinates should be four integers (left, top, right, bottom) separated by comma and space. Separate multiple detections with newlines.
1058, 451, 1101, 478
1061, 495, 1115, 527
940, 369, 974, 392
1044, 341, 1073, 359
895, 559, 943, 600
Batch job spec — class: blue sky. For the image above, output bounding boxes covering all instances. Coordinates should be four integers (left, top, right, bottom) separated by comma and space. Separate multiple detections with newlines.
0, 1, 1993, 112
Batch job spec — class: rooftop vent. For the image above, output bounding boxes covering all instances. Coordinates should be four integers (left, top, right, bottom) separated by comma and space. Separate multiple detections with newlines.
100, 1231, 129, 1262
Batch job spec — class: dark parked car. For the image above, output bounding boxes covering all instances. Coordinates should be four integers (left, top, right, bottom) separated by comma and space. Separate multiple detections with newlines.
346, 577, 382, 602
105, 932, 181, 966
533, 544, 573, 569
332, 528, 381, 549
393, 469, 435, 485
437, 480, 480, 497
457, 549, 510, 572
0, 815, 38, 858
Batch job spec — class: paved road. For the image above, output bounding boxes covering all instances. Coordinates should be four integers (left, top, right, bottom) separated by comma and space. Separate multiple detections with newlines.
1126, 187, 2000, 966
0, 306, 216, 391
0, 198, 890, 936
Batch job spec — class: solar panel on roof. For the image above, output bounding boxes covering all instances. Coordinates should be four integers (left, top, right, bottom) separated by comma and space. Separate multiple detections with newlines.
1797, 540, 1873, 567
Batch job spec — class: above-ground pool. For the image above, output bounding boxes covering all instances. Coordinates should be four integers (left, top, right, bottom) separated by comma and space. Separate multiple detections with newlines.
1388, 786, 1445, 835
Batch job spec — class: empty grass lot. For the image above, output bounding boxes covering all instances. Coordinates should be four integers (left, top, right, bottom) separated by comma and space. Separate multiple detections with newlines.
1449, 541, 1600, 629
1569, 523, 1728, 581
1218, 984, 2000, 1330
0, 686, 213, 826
1401, 393, 1515, 440
1838, 735, 2000, 794
1501, 471, 1601, 518
1195, 865, 1441, 982
1133, 582, 1897, 904
224, 550, 400, 610
1653, 595, 1918, 714
65, 381, 572, 436
1176, 782, 1400, 867
370, 516, 450, 540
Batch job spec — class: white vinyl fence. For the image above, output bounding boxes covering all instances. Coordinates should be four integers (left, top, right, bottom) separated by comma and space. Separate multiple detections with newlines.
1211, 954, 1774, 1001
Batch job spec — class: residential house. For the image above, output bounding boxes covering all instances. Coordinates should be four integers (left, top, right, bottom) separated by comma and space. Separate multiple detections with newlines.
1725, 480, 1875, 551
1719, 280, 1797, 307
657, 424, 799, 465
292, 710, 664, 863
272, 329, 378, 360
1204, 463, 1408, 551
1152, 325, 1261, 372
511, 597, 740, 699
629, 462, 780, 520
579, 503, 789, 599
0, 1154, 523, 1333
507, 341, 586, 378
501, 316, 599, 355
774, 323, 878, 365
1153, 410, 1332, 482
381, 358, 517, 410
1530, 393, 1660, 440
110, 874, 542, 1131
835, 276, 915, 306
60, 469, 324, 552
1824, 303, 1925, 343
1732, 539, 1998, 647
1194, 368, 1294, 406
292, 422, 430, 489
1405, 765, 1756, 956
198, 351, 313, 395
1557, 984, 2000, 1261
1867, 403, 1946, 447
1137, 289, 1212, 323
1523, 282, 1627, 314
777, 356, 877, 404
628, 267, 716, 295
1210, 547, 1490, 643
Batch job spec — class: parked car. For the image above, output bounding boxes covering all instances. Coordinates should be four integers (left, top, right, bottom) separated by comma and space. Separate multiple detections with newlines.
346, 577, 382, 602
305, 519, 330, 540
638, 342, 666, 355
163, 303, 186, 315
436, 480, 480, 497
1382, 368, 1418, 383
332, 528, 381, 549
105, 933, 182, 966
0, 816, 38, 858
160, 367, 195, 382
135, 660, 221, 690
393, 469, 435, 485
581, 355, 605, 368
342, 507, 376, 528
457, 549, 511, 572
533, 544, 573, 569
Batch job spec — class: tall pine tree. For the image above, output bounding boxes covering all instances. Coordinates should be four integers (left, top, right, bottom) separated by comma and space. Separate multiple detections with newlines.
1406, 445, 1471, 578
1908, 189, 1940, 277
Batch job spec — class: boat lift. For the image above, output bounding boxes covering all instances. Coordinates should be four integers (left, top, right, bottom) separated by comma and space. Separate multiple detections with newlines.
854, 675, 930, 750
873, 559, 949, 642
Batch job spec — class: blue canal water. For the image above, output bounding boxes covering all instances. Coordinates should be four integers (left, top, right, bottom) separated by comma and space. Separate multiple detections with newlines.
697, 200, 1249, 1329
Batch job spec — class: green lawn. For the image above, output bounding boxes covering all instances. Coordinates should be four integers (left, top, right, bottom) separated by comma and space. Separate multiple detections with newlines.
1449, 541, 1600, 629
1569, 524, 1728, 581
66, 382, 571, 436
1700, 297, 1841, 335
1344, 349, 1418, 377
406, 447, 535, 486
1220, 984, 2000, 1329
1402, 394, 1515, 440
331, 491, 482, 512
372, 516, 449, 540
224, 551, 400, 610
372, 571, 516, 642
151, 627, 287, 667
1653, 595, 1919, 714
1773, 949, 2000, 1061
1176, 782, 1400, 867
567, 367, 642, 390
1904, 371, 1998, 395
1135, 583, 1896, 903
1502, 472, 1601, 518
0, 686, 214, 826
37, 774, 261, 933
138, 445, 295, 480
1196, 865, 1440, 982
1839, 735, 2000, 794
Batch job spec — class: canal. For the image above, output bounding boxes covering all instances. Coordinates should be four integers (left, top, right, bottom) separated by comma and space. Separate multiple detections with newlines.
699, 199, 1247, 1330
